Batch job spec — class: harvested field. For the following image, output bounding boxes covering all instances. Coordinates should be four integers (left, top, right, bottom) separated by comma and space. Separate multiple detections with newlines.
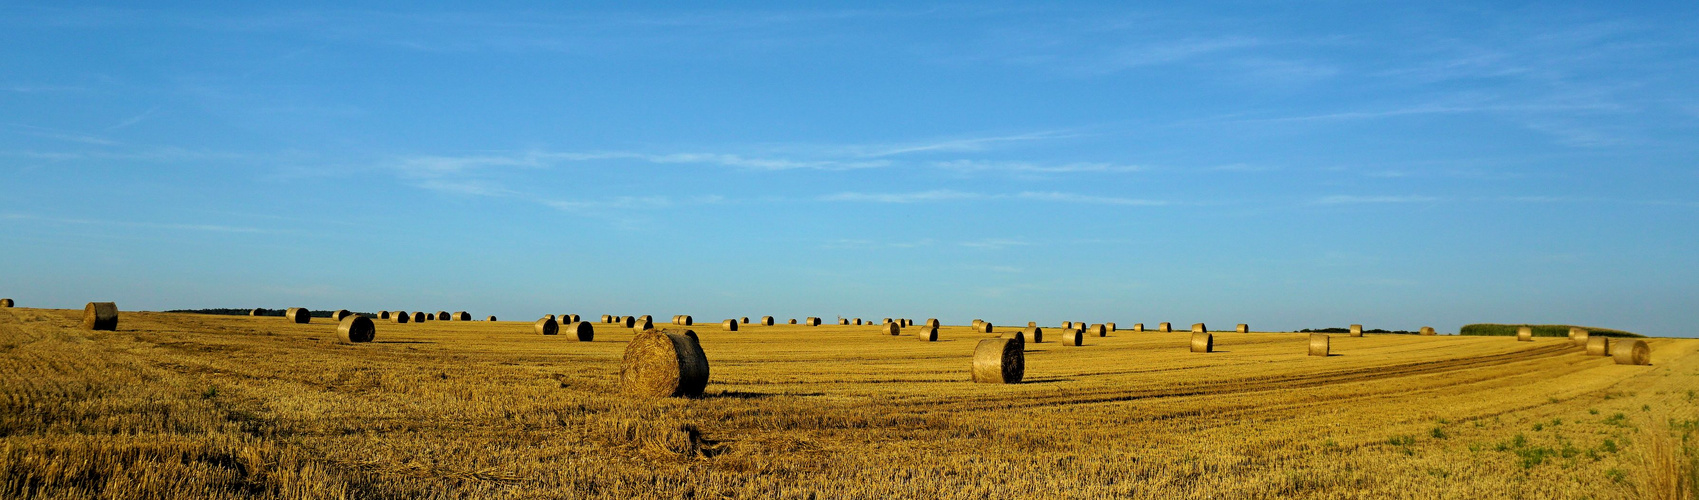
0, 307, 1693, 499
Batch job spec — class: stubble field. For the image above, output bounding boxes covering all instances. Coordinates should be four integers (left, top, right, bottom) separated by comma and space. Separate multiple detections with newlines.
1, 307, 1694, 499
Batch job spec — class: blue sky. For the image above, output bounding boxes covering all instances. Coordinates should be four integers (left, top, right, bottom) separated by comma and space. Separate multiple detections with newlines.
3, 2, 1697, 335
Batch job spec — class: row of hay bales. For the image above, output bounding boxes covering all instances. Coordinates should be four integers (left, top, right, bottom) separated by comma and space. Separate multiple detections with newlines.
1563, 327, 1651, 365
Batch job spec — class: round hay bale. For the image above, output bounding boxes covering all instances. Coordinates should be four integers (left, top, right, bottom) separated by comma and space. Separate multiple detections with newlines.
839, 318, 850, 325
394, 311, 410, 324
1235, 324, 1248, 333
633, 316, 653, 330
1158, 322, 1172, 333
535, 317, 559, 335
1027, 321, 1037, 328
0, 298, 12, 308
722, 319, 738, 331
454, 311, 471, 321
82, 302, 118, 330
916, 325, 936, 341
601, 314, 613, 323
762, 316, 775, 326
621, 329, 710, 397
999, 330, 1025, 343
806, 317, 821, 326
1106, 322, 1116, 332
1133, 323, 1144, 332
972, 319, 985, 327
435, 311, 449, 321
1060, 329, 1083, 346
1517, 326, 1533, 342
976, 321, 994, 334
971, 337, 1024, 384
286, 307, 311, 324
883, 322, 900, 336
1023, 326, 1043, 343
903, 319, 913, 327
1349, 324, 1363, 337
332, 310, 353, 321
1571, 329, 1591, 347
854, 318, 864, 326
1309, 334, 1330, 357
1062, 321, 1073, 329
621, 316, 636, 328
1611, 339, 1650, 365
1191, 332, 1213, 353
412, 311, 428, 323
639, 315, 653, 324
486, 315, 497, 322
248, 308, 262, 316
1090, 324, 1108, 337
564, 321, 593, 341
789, 318, 798, 324
1586, 336, 1611, 356
337, 316, 375, 343
926, 318, 940, 328
679, 315, 693, 326
671, 315, 681, 325
741, 317, 750, 324
379, 310, 390, 319
1420, 326, 1436, 335
1191, 323, 1207, 334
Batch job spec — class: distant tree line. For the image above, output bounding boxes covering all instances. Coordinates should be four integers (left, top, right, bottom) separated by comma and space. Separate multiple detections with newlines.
1458, 324, 1643, 338
163, 308, 378, 318
1300, 327, 1418, 334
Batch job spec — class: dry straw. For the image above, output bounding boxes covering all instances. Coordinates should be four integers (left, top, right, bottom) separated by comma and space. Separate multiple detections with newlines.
1023, 326, 1043, 343
722, 319, 738, 332
486, 315, 497, 322
1191, 323, 1207, 334
82, 302, 118, 330
1236, 324, 1248, 333
1570, 328, 1590, 347
971, 337, 1024, 384
621, 329, 710, 397
1191, 332, 1213, 353
1090, 324, 1108, 337
1516, 326, 1533, 342
564, 321, 594, 341
1159, 322, 1172, 332
1349, 324, 1363, 337
454, 311, 471, 321
535, 317, 559, 336
1309, 334, 1330, 357
1586, 336, 1611, 356
337, 316, 375, 343
332, 310, 353, 321
761, 316, 775, 326
0, 298, 12, 308
393, 311, 410, 324
286, 307, 311, 324
1611, 339, 1650, 365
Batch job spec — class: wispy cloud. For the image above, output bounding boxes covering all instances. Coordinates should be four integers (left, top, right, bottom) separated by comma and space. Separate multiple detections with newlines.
933, 159, 1143, 174
1313, 195, 1441, 205
821, 190, 1169, 206
959, 238, 1031, 249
